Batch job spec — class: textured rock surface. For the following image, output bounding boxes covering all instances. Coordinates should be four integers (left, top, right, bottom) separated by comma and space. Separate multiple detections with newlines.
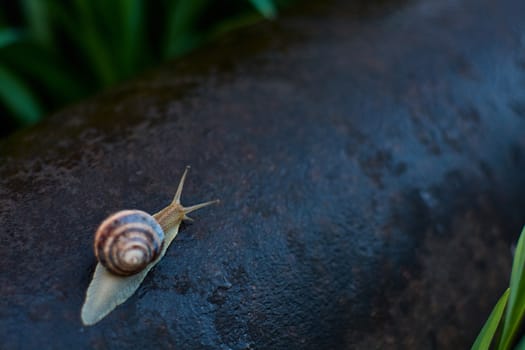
1, 0, 525, 348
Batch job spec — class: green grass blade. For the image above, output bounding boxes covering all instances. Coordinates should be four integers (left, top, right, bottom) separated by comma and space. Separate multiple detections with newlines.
163, 0, 210, 58
248, 0, 277, 19
49, 0, 116, 86
210, 13, 263, 39
22, 0, 52, 47
0, 64, 42, 125
472, 288, 509, 350
0, 43, 86, 101
87, 0, 143, 78
0, 28, 23, 48
116, 0, 143, 76
498, 226, 525, 350
515, 336, 525, 350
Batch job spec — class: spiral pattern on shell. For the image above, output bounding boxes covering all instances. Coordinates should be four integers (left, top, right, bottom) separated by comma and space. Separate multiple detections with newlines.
94, 210, 165, 276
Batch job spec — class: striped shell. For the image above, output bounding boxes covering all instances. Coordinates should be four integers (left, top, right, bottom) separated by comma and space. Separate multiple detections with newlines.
94, 210, 165, 276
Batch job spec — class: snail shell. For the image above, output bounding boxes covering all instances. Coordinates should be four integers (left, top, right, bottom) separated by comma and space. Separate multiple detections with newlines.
94, 209, 164, 276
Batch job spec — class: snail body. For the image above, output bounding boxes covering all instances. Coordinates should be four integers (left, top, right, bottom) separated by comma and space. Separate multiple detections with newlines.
81, 167, 219, 325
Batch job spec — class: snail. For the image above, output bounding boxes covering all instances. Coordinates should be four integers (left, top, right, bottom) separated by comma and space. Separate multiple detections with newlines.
94, 209, 165, 276
81, 166, 219, 326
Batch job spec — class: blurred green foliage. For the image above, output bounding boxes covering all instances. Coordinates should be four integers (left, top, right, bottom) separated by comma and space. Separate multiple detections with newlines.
0, 0, 292, 137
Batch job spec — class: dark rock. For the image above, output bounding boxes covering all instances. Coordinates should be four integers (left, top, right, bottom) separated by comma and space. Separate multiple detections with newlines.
1, 0, 525, 348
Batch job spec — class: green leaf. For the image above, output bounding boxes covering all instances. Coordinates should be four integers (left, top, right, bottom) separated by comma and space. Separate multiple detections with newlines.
49, 0, 117, 86
22, 0, 52, 47
0, 64, 42, 125
86, 0, 144, 78
210, 13, 263, 39
472, 288, 509, 350
498, 226, 525, 350
115, 0, 144, 76
163, 0, 210, 58
0, 43, 86, 102
0, 28, 23, 49
248, 0, 277, 19
515, 336, 525, 350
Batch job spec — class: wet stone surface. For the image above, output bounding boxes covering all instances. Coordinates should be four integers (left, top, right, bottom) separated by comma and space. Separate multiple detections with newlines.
1, 0, 525, 348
